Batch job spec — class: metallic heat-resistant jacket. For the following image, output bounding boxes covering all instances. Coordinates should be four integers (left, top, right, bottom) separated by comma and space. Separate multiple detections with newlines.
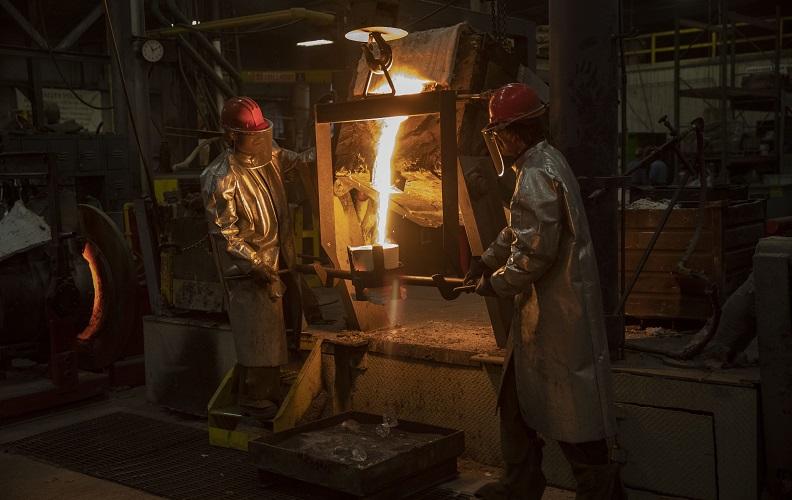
201, 144, 301, 281
482, 140, 617, 443
200, 143, 304, 367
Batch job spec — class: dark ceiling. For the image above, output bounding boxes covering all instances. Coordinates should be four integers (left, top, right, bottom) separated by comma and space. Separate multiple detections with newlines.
1, 0, 790, 52
511, 0, 791, 33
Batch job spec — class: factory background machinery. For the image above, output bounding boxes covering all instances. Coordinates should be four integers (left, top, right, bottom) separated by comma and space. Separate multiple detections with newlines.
0, 1, 791, 499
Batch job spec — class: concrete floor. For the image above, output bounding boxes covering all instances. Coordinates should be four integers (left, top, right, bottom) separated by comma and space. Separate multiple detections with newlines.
0, 454, 161, 500
0, 385, 574, 500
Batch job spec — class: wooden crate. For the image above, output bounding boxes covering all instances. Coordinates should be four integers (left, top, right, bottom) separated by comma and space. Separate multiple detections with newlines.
622, 199, 765, 320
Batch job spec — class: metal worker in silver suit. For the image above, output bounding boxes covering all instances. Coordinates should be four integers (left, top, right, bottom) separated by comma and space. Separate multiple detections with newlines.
201, 96, 305, 418
468, 83, 625, 500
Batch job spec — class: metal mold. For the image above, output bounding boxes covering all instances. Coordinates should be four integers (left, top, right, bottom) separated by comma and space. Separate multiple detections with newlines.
249, 411, 464, 497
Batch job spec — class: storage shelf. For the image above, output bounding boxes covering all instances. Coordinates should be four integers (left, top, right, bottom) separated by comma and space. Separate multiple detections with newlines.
679, 86, 783, 111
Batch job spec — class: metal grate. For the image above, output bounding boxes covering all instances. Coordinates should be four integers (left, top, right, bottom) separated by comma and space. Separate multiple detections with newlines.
415, 490, 474, 499
5, 412, 470, 499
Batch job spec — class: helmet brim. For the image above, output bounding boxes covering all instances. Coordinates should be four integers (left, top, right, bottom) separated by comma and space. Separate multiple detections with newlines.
484, 104, 547, 133
224, 118, 273, 134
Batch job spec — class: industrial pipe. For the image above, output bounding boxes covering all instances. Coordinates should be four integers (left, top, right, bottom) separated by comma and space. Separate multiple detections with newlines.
145, 8, 335, 37
150, 0, 235, 99
163, 0, 242, 87
176, 34, 235, 98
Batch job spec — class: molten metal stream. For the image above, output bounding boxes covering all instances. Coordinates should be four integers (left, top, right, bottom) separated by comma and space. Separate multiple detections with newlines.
372, 116, 406, 244
78, 242, 105, 341
370, 74, 427, 244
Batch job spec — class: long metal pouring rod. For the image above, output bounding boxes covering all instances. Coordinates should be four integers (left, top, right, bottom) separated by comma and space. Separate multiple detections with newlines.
295, 264, 464, 286
294, 265, 474, 295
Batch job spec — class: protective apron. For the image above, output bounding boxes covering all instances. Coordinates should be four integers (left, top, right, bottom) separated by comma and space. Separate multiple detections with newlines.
201, 145, 298, 368
482, 140, 616, 443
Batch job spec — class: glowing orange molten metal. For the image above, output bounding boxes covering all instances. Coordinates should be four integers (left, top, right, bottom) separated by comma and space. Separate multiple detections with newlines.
369, 74, 428, 244
78, 242, 105, 341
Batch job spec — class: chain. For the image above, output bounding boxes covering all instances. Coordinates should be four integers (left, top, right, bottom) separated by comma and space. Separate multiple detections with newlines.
490, 0, 497, 39
499, 0, 508, 46
490, 0, 510, 51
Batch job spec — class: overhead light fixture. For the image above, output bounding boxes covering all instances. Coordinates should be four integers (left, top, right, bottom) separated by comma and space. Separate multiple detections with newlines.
296, 39, 334, 47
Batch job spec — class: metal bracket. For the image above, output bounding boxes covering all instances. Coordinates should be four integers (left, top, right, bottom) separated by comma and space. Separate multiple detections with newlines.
363, 32, 396, 97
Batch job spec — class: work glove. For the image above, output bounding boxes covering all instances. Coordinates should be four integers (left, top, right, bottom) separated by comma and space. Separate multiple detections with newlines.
464, 257, 490, 285
475, 274, 498, 297
251, 265, 284, 300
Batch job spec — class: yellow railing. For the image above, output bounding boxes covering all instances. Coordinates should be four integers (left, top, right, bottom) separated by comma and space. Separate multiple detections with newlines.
293, 205, 320, 259
625, 16, 791, 64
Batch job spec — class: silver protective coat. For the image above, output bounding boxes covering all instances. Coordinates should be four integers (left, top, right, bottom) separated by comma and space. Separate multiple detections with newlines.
482, 140, 616, 443
201, 142, 301, 368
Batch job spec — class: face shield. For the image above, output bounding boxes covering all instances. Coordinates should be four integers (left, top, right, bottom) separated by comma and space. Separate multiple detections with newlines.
229, 119, 274, 164
482, 123, 509, 177
481, 107, 546, 177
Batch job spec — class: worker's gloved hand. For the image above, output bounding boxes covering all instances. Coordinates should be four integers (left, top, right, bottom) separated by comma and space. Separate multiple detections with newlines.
251, 265, 272, 284
464, 257, 490, 285
251, 266, 285, 301
268, 278, 285, 301
475, 274, 497, 297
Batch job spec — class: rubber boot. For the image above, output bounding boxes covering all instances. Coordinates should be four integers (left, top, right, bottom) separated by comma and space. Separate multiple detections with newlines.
568, 462, 625, 500
477, 362, 547, 499
559, 440, 626, 500
238, 365, 281, 420
475, 435, 546, 500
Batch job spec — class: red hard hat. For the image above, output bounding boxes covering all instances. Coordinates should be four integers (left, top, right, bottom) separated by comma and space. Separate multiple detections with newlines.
486, 83, 546, 130
221, 96, 271, 133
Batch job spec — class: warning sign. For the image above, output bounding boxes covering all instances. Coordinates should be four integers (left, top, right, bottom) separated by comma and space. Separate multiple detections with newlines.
16, 87, 105, 132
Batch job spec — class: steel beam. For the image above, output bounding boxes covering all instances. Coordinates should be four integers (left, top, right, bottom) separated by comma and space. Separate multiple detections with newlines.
550, 0, 622, 353
0, 45, 109, 64
728, 11, 776, 32
134, 199, 162, 315
107, 0, 152, 194
0, 0, 49, 49
55, 3, 104, 50
26, 58, 44, 128
55, 3, 103, 50
679, 18, 721, 33
718, 0, 728, 184
146, 7, 334, 37
316, 91, 448, 124
439, 91, 460, 274
316, 122, 337, 267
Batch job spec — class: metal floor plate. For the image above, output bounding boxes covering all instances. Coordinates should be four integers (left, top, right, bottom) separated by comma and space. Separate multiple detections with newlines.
4, 412, 472, 499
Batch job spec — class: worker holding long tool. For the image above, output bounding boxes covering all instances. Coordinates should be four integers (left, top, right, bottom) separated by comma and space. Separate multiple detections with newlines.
201, 97, 302, 419
468, 83, 625, 499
